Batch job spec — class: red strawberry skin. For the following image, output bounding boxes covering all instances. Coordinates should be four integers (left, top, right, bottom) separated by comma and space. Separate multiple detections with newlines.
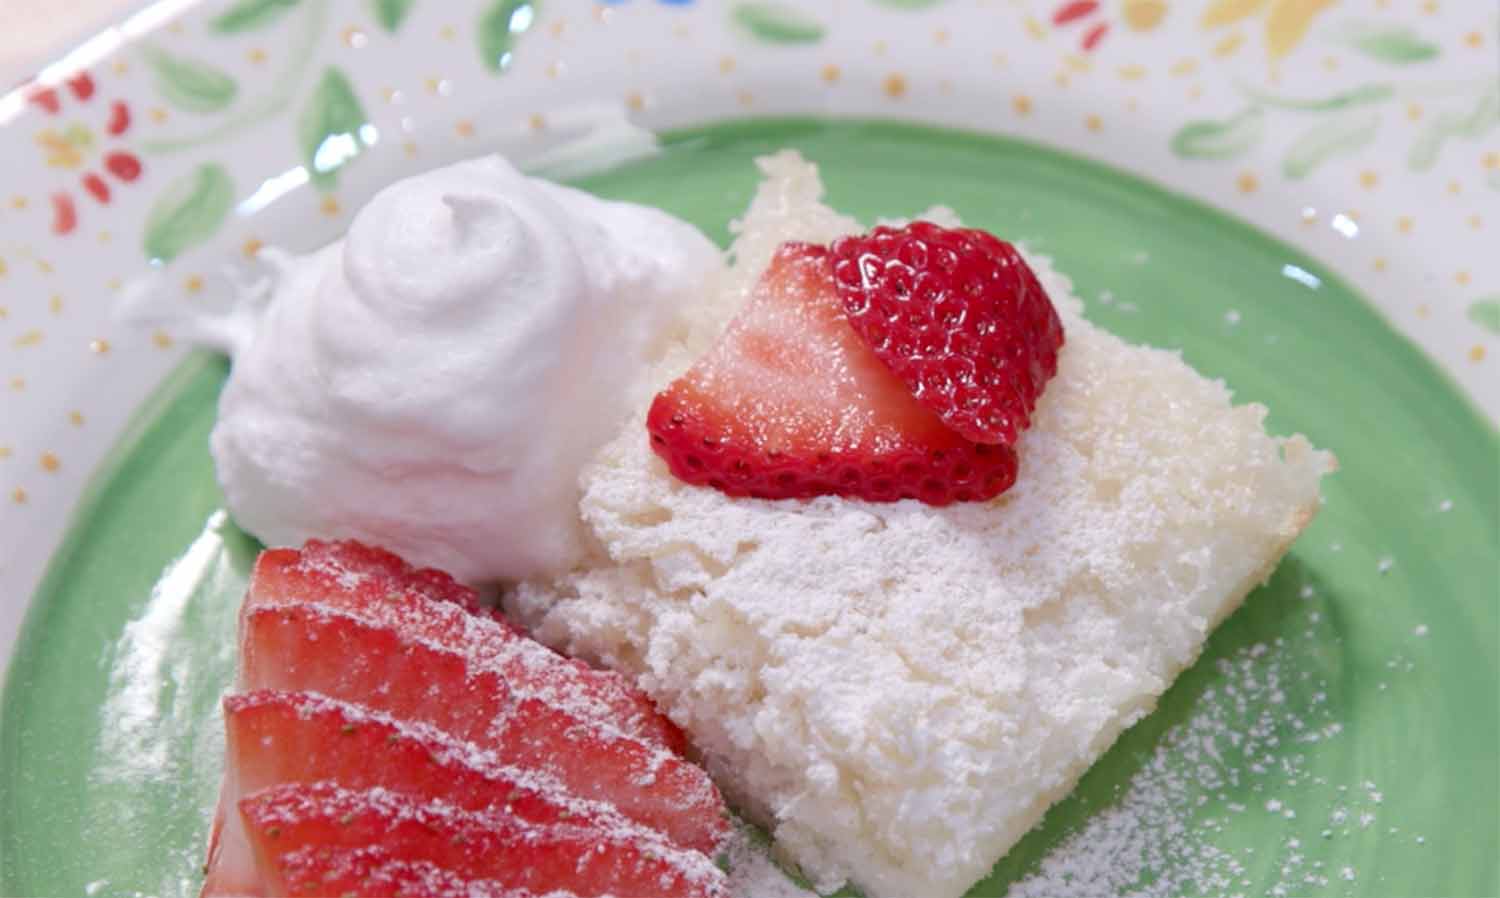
830, 222, 1064, 445
241, 783, 727, 898
648, 242, 1018, 505
239, 605, 729, 853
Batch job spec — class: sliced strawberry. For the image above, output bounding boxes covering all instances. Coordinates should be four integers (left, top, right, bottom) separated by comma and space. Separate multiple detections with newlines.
647, 242, 1018, 504
830, 222, 1064, 445
212, 689, 620, 896
240, 604, 727, 853
225, 690, 629, 827
201, 785, 253, 897
284, 539, 487, 614
240, 783, 728, 898
277, 846, 553, 898
246, 540, 686, 753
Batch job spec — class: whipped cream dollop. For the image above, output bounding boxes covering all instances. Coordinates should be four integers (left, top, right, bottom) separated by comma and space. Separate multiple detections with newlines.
205, 156, 722, 582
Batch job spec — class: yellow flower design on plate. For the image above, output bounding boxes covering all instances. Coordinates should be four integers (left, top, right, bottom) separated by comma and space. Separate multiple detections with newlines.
1199, 0, 1338, 59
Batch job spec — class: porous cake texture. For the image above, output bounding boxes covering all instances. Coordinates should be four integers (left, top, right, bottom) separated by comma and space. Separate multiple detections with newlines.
512, 152, 1335, 898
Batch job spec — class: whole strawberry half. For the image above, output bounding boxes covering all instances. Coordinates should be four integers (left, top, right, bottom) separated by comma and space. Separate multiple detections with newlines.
830, 222, 1064, 445
647, 242, 1018, 505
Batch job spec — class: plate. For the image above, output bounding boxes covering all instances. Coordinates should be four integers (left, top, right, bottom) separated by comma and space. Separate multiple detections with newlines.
0, 2, 1495, 896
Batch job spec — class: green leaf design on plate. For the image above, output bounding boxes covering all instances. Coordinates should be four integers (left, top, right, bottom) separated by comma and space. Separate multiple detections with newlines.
731, 3, 826, 44
1170, 107, 1264, 160
478, 0, 538, 72
298, 67, 371, 189
370, 0, 416, 32
1468, 297, 1500, 335
141, 47, 238, 115
1408, 84, 1499, 171
1343, 23, 1439, 64
1282, 111, 1381, 179
143, 164, 235, 263
210, 0, 301, 33
1242, 82, 1394, 112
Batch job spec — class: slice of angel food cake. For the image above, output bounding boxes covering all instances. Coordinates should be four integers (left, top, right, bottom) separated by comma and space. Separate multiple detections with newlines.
512, 151, 1336, 898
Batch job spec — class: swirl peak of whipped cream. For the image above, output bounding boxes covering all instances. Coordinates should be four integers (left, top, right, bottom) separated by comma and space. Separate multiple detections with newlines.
206, 155, 722, 582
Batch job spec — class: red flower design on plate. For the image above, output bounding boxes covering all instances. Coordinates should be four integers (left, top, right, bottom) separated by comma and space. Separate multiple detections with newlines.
1049, 0, 1169, 53
26, 71, 143, 236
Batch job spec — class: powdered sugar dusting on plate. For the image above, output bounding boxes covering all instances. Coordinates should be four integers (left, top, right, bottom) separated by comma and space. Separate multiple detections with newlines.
1006, 630, 1401, 898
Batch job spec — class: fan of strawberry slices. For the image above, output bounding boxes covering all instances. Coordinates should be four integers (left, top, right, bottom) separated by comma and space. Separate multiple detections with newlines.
202, 540, 731, 898
649, 222, 1064, 504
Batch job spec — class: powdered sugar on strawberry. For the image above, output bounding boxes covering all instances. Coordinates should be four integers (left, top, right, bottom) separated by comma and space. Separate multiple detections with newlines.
202, 540, 730, 897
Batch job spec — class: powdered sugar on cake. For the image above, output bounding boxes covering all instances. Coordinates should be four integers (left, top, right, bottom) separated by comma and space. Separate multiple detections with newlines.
511, 152, 1335, 898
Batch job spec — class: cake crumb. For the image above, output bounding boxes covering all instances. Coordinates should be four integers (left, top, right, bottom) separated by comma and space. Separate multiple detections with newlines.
724, 820, 819, 898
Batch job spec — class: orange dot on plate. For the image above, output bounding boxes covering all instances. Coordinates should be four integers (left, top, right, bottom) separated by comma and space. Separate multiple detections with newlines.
1471, 345, 1488, 362
40, 453, 59, 473
821, 65, 841, 84
1012, 94, 1033, 115
883, 73, 908, 99
1237, 172, 1258, 194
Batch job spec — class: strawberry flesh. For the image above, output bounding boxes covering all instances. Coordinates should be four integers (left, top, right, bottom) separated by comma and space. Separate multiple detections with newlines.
276, 846, 549, 898
239, 604, 727, 853
201, 540, 729, 897
247, 542, 685, 753
648, 242, 1018, 504
241, 782, 727, 898
224, 690, 630, 830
